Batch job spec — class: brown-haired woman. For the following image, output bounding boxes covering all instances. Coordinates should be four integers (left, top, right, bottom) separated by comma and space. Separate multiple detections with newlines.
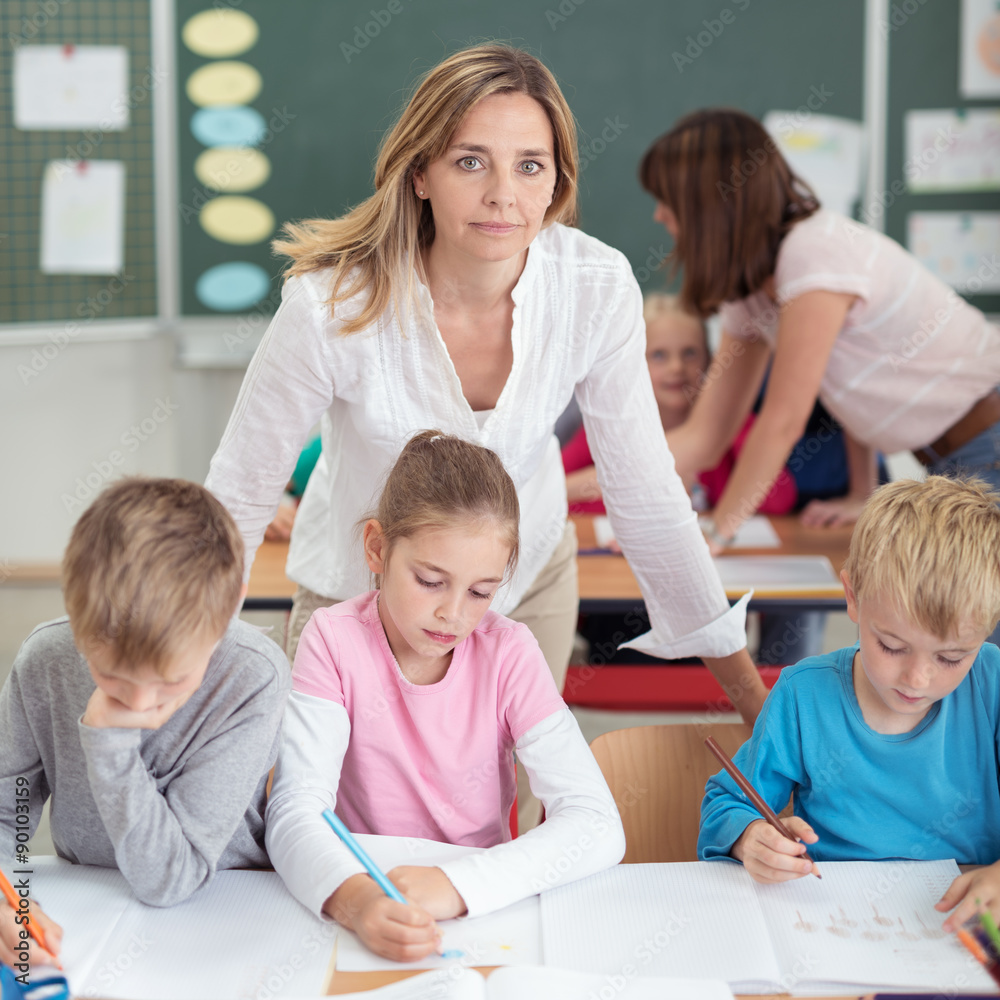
640, 108, 1000, 550
206, 50, 768, 816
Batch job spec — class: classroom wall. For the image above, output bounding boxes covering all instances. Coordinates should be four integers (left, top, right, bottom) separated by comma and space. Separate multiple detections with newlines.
0, 335, 244, 565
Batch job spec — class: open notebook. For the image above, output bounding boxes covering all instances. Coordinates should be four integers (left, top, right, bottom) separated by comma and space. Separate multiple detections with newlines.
26, 857, 336, 999
329, 965, 733, 999
540, 860, 995, 994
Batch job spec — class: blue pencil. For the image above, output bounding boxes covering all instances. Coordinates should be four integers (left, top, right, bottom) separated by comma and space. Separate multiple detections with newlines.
321, 808, 406, 903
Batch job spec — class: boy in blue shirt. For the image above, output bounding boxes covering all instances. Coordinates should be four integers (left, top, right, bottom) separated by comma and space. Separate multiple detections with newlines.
699, 475, 1000, 933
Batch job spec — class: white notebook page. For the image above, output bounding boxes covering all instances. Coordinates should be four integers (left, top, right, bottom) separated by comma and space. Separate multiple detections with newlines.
335, 835, 541, 972
757, 860, 995, 992
540, 862, 781, 988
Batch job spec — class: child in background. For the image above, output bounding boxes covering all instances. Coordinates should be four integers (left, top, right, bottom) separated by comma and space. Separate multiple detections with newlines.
564, 293, 796, 516
0, 478, 290, 967
265, 431, 624, 962
699, 476, 1000, 932
563, 293, 818, 665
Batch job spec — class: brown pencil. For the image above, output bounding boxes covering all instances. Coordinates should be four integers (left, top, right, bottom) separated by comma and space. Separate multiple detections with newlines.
704, 735, 822, 879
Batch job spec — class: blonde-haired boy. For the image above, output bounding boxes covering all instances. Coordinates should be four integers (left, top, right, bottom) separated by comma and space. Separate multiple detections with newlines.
0, 478, 290, 966
700, 476, 1000, 933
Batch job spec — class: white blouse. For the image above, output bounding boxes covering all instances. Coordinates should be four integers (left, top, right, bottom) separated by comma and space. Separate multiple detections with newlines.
206, 223, 748, 658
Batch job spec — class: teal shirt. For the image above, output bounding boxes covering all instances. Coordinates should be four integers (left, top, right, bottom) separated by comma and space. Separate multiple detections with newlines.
699, 643, 1000, 865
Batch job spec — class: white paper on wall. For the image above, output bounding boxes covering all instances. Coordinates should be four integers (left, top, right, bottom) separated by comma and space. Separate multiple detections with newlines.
908, 211, 1000, 293
961, 0, 1000, 98
905, 109, 1000, 191
14, 44, 130, 130
40, 159, 126, 275
763, 112, 865, 218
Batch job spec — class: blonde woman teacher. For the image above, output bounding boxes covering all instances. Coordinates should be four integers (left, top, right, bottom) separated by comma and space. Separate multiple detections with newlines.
206, 46, 766, 826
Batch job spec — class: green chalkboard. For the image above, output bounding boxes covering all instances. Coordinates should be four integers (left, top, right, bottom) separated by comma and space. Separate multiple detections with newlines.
175, 0, 865, 316
886, 1, 1000, 315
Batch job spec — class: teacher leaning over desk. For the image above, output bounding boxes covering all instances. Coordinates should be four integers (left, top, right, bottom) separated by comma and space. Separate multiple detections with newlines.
205, 44, 767, 828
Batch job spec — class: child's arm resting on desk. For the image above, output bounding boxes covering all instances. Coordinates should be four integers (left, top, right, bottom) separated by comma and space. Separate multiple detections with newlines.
698, 678, 812, 882
264, 691, 441, 962
433, 707, 626, 918
79, 639, 290, 907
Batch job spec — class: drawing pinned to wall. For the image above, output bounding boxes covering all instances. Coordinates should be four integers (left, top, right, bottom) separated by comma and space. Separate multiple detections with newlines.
763, 112, 865, 218
961, 0, 1000, 97
194, 147, 271, 192
185, 61, 262, 107
191, 106, 268, 147
14, 45, 130, 130
908, 211, 1000, 292
196, 261, 271, 311
182, 8, 260, 58
199, 195, 274, 244
40, 159, 125, 275
905, 109, 1000, 191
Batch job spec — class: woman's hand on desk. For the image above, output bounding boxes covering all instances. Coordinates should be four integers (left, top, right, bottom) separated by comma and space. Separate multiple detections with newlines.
798, 494, 866, 528
0, 898, 62, 966
936, 861, 1000, 934
732, 817, 819, 883
389, 865, 467, 920
324, 873, 441, 962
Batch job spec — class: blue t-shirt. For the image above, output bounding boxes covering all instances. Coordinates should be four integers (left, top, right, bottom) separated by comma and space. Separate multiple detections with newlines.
699, 643, 1000, 865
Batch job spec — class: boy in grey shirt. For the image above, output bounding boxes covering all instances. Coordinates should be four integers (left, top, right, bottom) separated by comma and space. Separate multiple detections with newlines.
0, 478, 290, 968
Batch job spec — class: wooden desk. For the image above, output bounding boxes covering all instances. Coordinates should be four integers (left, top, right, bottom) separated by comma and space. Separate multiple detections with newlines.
575, 515, 852, 614
327, 967, 851, 998
245, 516, 853, 614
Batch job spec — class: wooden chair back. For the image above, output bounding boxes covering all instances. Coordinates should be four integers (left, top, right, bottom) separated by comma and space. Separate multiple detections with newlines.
590, 721, 752, 864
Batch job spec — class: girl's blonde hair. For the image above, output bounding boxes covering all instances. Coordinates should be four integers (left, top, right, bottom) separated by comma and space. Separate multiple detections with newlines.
273, 44, 579, 334
370, 431, 520, 579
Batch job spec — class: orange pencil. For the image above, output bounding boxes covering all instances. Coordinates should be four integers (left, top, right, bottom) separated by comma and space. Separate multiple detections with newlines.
704, 735, 822, 879
957, 926, 990, 968
0, 869, 61, 968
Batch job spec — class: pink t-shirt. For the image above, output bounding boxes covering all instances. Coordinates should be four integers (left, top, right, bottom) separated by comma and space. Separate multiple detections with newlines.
292, 591, 566, 847
719, 210, 1000, 453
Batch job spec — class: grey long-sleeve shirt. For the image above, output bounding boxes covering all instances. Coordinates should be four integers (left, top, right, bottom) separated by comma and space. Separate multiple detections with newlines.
0, 617, 290, 905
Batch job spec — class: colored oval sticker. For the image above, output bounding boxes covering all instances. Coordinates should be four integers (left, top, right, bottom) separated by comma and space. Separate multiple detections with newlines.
199, 196, 275, 244
196, 261, 271, 311
182, 9, 259, 58
190, 106, 267, 147
186, 61, 262, 107
195, 147, 271, 193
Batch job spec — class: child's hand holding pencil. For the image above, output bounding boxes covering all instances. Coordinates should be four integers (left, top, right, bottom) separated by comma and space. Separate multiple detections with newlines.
732, 817, 822, 883
0, 872, 62, 970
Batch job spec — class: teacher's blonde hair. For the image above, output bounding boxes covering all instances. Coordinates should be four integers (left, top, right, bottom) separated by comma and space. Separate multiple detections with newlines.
273, 44, 579, 334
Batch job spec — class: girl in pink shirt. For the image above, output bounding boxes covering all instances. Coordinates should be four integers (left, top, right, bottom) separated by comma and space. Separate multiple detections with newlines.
265, 431, 624, 962
640, 109, 1000, 552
